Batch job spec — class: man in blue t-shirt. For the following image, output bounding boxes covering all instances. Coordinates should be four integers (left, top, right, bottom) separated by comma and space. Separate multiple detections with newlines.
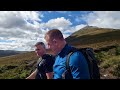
44, 29, 90, 79
26, 42, 54, 79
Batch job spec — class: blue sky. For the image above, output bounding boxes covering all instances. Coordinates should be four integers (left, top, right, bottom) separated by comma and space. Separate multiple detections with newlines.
40, 11, 89, 25
0, 11, 120, 51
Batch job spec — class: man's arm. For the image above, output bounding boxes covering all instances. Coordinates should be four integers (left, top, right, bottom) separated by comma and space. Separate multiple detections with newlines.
46, 72, 54, 79
26, 69, 38, 79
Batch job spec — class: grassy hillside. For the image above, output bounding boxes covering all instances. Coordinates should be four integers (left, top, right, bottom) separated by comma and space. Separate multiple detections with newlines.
0, 51, 38, 66
95, 45, 120, 79
0, 50, 52, 79
71, 26, 115, 36
0, 51, 39, 79
66, 26, 120, 49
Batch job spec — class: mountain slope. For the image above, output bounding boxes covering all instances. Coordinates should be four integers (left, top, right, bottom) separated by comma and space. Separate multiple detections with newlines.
66, 26, 120, 49
70, 26, 116, 36
0, 51, 38, 66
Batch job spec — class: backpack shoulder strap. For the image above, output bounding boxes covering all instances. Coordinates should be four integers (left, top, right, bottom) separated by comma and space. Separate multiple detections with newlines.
66, 47, 78, 71
65, 51, 74, 79
66, 48, 78, 73
66, 51, 74, 71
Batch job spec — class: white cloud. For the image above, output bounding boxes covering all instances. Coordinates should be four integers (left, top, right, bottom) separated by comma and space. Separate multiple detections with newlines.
0, 11, 45, 51
45, 17, 72, 30
61, 24, 86, 39
83, 11, 120, 29
37, 17, 73, 39
0, 11, 42, 29
74, 24, 86, 31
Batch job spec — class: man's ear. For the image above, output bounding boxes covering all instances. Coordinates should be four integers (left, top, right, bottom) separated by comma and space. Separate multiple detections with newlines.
53, 39, 56, 43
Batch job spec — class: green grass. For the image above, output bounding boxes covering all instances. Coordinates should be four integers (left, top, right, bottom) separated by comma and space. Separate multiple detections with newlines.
95, 46, 120, 78
0, 51, 38, 79
0, 64, 32, 79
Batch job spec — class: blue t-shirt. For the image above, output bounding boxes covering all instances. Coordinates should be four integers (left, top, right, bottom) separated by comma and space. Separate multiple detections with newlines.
53, 44, 90, 79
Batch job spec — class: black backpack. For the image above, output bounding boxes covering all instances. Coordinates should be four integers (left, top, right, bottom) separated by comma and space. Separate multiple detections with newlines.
65, 48, 100, 79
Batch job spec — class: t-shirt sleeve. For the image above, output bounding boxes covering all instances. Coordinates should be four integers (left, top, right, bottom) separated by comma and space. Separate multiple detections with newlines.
44, 56, 55, 73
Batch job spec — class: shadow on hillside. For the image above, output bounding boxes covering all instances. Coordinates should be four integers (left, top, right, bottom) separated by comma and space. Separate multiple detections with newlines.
94, 46, 117, 53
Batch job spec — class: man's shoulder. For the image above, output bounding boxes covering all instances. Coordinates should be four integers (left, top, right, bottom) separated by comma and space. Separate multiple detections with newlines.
69, 51, 86, 65
43, 54, 52, 58
44, 54, 54, 58
69, 51, 81, 61
43, 54, 55, 61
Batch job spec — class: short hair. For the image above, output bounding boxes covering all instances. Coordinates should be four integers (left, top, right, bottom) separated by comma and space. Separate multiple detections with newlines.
45, 29, 64, 40
35, 42, 46, 49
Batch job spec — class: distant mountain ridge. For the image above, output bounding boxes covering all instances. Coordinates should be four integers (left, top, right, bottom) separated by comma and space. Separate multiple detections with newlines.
0, 50, 28, 57
81, 26, 99, 29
